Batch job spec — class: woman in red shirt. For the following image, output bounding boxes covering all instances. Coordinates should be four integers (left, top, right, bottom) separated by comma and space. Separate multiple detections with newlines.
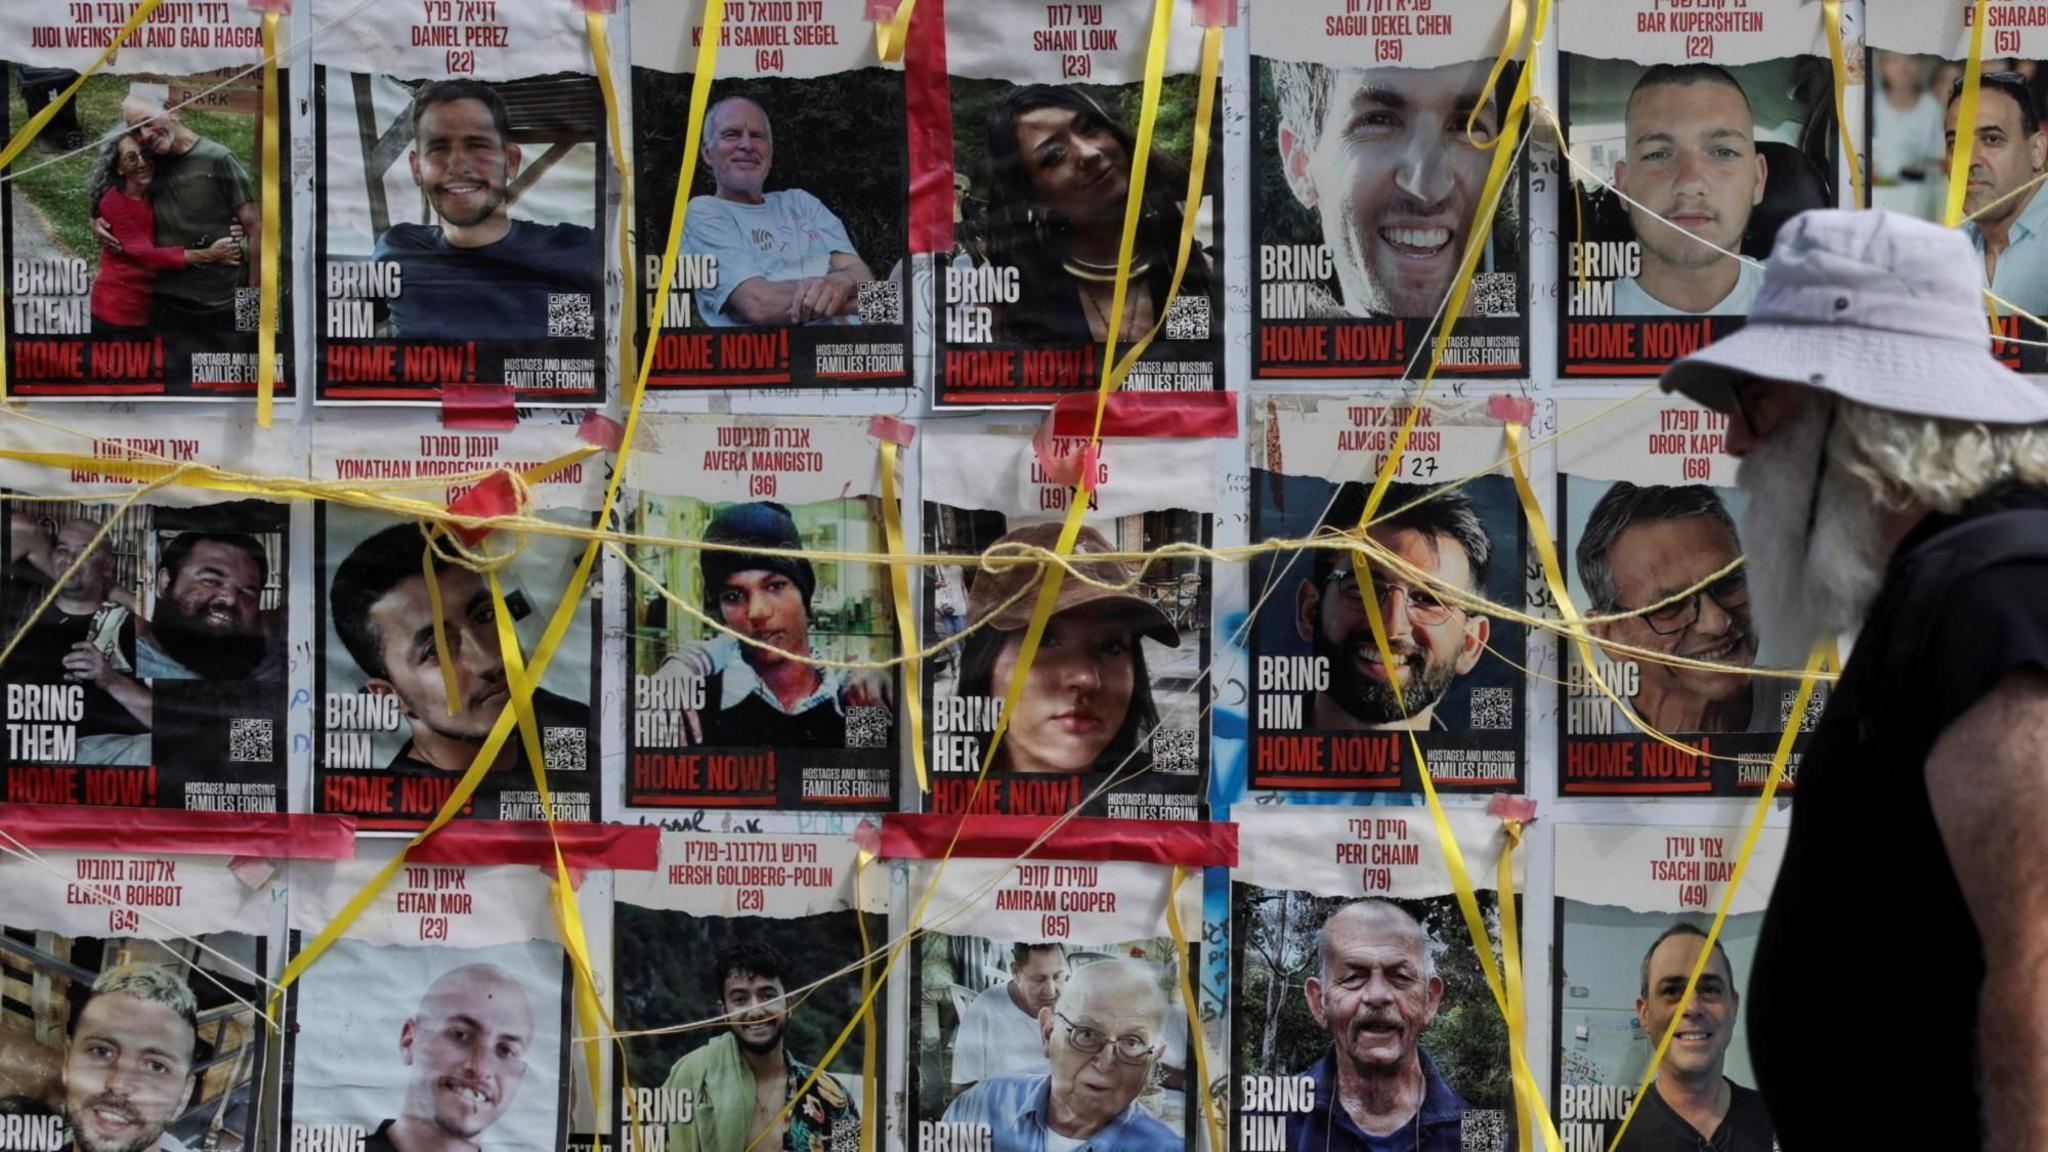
88, 132, 240, 335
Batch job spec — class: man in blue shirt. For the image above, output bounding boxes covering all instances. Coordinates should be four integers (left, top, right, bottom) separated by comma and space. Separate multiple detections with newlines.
1946, 71, 2048, 319
1279, 900, 1470, 1152
373, 79, 599, 340
941, 959, 1179, 1152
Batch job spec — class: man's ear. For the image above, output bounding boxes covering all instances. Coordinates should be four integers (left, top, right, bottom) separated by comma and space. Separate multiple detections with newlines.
1278, 120, 1318, 210
1454, 613, 1491, 675
400, 1017, 418, 1065
1422, 973, 1445, 1026
1303, 974, 1327, 1032
1750, 148, 1768, 207
1612, 159, 1629, 196
154, 568, 170, 599
1039, 1007, 1055, 1055
1296, 578, 1322, 646
366, 678, 417, 720
503, 141, 524, 185
2031, 129, 2047, 174
408, 149, 422, 188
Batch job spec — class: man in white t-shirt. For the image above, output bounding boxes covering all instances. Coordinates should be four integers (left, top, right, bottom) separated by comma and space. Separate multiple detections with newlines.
949, 943, 1068, 1097
684, 94, 876, 327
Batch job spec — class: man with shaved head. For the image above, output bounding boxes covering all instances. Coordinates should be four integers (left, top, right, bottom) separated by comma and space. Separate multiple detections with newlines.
942, 957, 1178, 1152
1287, 899, 1467, 1152
366, 964, 534, 1152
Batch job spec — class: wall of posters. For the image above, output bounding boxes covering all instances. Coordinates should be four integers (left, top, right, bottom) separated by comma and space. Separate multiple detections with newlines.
310, 0, 606, 403
312, 414, 600, 826
921, 425, 1214, 819
1556, 396, 1821, 795
1559, 0, 1838, 374
626, 416, 897, 812
1553, 824, 1784, 1150
1246, 394, 1527, 795
631, 0, 909, 390
1, 1, 290, 399
1251, 0, 1528, 379
935, 0, 1225, 404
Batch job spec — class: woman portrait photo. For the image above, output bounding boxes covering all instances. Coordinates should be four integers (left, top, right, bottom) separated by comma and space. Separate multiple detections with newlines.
973, 83, 1216, 347
85, 130, 242, 337
953, 522, 1180, 775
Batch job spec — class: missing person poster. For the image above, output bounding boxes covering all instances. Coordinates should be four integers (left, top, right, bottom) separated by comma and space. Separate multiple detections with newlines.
1868, 2, 2047, 371
626, 416, 896, 812
311, 0, 606, 403
921, 425, 1213, 819
1247, 395, 1526, 795
1252, 1, 1528, 379
0, 845, 270, 1152
0, 412, 294, 812
1556, 396, 1822, 795
1231, 805, 1515, 1152
903, 852, 1199, 1152
613, 829, 881, 1152
936, 0, 1225, 405
1559, 0, 1838, 375
312, 415, 599, 828
631, 0, 909, 390
1, 2, 290, 399
286, 850, 570, 1152
1553, 824, 1784, 1150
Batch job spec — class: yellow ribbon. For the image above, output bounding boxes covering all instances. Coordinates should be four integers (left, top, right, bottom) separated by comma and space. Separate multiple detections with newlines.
1605, 644, 1830, 1152
1947, 0, 1991, 227
587, 9, 637, 400
878, 439, 928, 790
855, 852, 880, 1152
257, 10, 282, 425
1822, 0, 1865, 210
875, 0, 919, 62
1167, 866, 1226, 1152
421, 533, 466, 716
1498, 821, 1530, 1152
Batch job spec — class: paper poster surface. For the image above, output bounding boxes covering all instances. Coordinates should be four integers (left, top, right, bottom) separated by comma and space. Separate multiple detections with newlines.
626, 417, 897, 812
2, 3, 291, 399
1251, 2, 1528, 379
632, 0, 909, 390
921, 429, 1212, 819
1555, 397, 1822, 795
1558, 0, 1839, 375
935, 0, 1224, 405
1245, 396, 1527, 795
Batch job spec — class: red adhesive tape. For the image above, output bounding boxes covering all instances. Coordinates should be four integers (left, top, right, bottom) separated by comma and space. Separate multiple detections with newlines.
246, 0, 290, 11
0, 808, 356, 859
408, 821, 660, 870
447, 469, 520, 546
579, 411, 627, 451
868, 414, 917, 447
1487, 394, 1536, 427
879, 813, 1237, 866
1191, 0, 1235, 27
1049, 391, 1239, 439
866, 0, 899, 18
442, 383, 518, 430
1488, 794, 1539, 824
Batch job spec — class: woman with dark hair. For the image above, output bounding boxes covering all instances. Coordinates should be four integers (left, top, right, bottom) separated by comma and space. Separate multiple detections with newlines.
954, 522, 1180, 774
86, 131, 240, 336
980, 84, 1214, 346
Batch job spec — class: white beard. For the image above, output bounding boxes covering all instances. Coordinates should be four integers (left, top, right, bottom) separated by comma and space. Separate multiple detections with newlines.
1737, 404, 1891, 658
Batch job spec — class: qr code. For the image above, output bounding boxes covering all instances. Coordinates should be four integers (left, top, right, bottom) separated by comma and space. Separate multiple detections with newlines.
1469, 687, 1515, 730
234, 288, 258, 332
542, 726, 587, 772
1778, 684, 1827, 732
1460, 1109, 1506, 1152
228, 718, 272, 763
858, 279, 902, 324
829, 1111, 860, 1152
1164, 294, 1210, 340
1472, 272, 1517, 316
548, 293, 594, 338
845, 705, 891, 749
1152, 728, 1199, 774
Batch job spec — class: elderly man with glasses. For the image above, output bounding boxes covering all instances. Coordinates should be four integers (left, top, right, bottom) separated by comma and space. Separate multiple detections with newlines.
940, 957, 1178, 1152
1575, 482, 1767, 735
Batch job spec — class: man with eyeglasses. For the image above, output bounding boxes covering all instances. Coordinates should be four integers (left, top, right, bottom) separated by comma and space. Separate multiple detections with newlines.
940, 958, 1177, 1152
1294, 481, 1493, 731
1576, 482, 1765, 735
1280, 899, 1467, 1152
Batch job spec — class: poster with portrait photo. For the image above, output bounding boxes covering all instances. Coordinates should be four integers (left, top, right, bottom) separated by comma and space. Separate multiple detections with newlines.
0, 2, 290, 399
0, 410, 295, 813
1246, 394, 1526, 795
286, 851, 570, 1152
920, 425, 1212, 819
631, 0, 908, 390
311, 0, 605, 403
625, 416, 896, 812
1555, 396, 1823, 796
613, 829, 881, 1152
1231, 805, 1515, 1152
1552, 824, 1784, 1151
901, 852, 1199, 1152
0, 845, 269, 1152
1559, 0, 1838, 375
1868, 1, 2048, 371
312, 414, 600, 828
1252, 1, 1528, 379
936, 0, 1224, 405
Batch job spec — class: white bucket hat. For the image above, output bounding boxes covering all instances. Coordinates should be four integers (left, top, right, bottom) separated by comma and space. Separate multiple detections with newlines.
1661, 208, 2048, 425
